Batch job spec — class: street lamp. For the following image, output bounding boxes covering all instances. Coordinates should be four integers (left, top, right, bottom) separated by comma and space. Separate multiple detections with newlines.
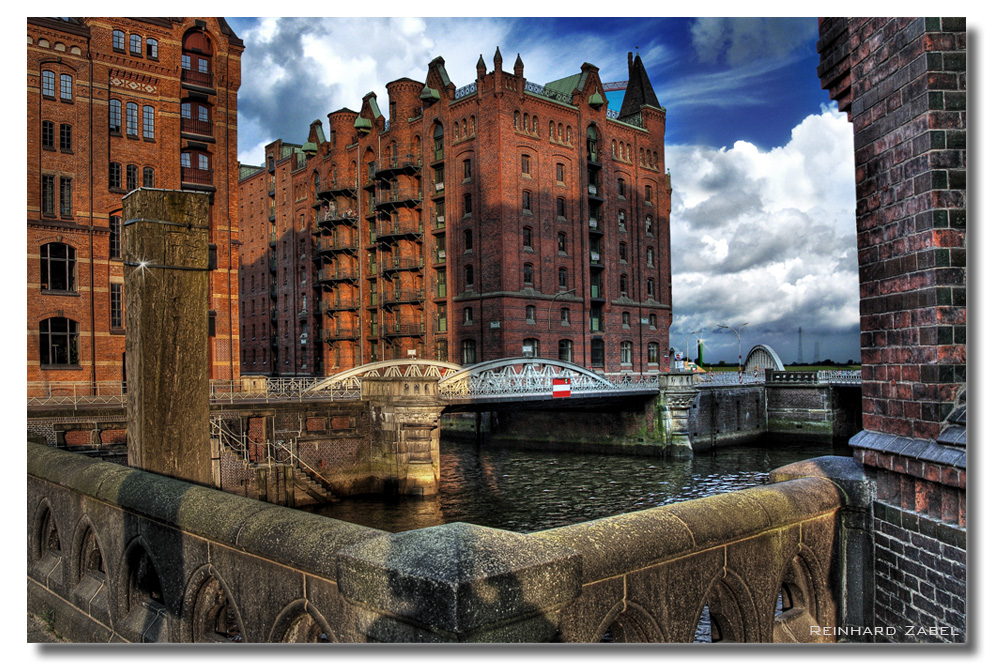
685, 329, 703, 367
547, 288, 577, 330
716, 322, 750, 382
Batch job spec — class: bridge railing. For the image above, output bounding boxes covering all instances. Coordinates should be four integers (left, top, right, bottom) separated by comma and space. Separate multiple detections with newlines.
27, 381, 127, 408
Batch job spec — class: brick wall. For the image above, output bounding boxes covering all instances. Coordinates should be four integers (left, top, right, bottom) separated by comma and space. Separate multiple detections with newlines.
817, 17, 966, 642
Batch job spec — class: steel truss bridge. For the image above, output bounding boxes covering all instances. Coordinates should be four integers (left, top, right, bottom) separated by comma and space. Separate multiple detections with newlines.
27, 357, 860, 410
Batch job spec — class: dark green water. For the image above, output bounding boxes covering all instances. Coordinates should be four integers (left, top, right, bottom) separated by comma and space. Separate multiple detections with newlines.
310, 438, 850, 534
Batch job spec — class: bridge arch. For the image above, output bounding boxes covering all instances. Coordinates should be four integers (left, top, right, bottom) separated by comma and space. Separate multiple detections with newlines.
438, 357, 616, 398
310, 358, 464, 392
744, 344, 785, 372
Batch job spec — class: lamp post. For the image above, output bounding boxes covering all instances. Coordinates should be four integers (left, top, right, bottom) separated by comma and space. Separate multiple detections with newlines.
547, 288, 577, 331
685, 329, 703, 368
716, 322, 749, 382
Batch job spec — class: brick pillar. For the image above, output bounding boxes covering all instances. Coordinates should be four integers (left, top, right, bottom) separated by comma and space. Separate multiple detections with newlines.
817, 18, 966, 641
123, 189, 213, 486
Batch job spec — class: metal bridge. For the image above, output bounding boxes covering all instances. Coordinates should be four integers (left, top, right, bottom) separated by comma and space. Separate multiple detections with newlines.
27, 357, 661, 409
27, 357, 860, 410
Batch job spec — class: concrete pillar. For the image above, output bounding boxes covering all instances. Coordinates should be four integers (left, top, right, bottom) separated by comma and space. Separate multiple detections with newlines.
122, 189, 212, 486
658, 372, 698, 458
362, 377, 444, 496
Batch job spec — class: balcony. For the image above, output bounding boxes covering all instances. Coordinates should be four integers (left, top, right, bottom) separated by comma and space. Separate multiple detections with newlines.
375, 189, 423, 210
374, 158, 421, 177
381, 256, 424, 273
181, 117, 212, 137
323, 296, 359, 312
181, 66, 212, 88
383, 288, 424, 305
315, 233, 358, 254
181, 166, 213, 186
383, 322, 426, 337
376, 220, 422, 240
316, 208, 359, 226
324, 326, 360, 342
317, 265, 359, 283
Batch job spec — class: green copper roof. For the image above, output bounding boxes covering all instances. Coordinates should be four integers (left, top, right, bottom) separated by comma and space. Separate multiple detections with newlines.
367, 95, 382, 119
588, 91, 604, 107
354, 117, 372, 130
301, 141, 317, 152
545, 72, 586, 97
420, 85, 440, 100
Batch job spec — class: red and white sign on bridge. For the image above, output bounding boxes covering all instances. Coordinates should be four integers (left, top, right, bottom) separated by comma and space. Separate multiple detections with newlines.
552, 378, 571, 398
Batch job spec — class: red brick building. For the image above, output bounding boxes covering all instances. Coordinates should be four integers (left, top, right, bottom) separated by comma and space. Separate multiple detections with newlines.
239, 49, 671, 376
27, 17, 243, 390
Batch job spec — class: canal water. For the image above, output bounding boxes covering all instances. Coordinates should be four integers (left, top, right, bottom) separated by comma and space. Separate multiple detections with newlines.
309, 438, 850, 534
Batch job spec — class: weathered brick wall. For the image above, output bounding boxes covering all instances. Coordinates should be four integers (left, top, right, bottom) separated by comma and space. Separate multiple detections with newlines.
817, 17, 967, 642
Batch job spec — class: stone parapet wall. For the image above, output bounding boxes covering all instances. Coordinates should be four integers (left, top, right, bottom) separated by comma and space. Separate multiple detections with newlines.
28, 442, 854, 643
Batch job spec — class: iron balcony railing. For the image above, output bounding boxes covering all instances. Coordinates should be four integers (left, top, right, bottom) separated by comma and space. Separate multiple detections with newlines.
181, 166, 213, 185
180, 117, 212, 137
376, 221, 423, 238
381, 256, 424, 272
317, 265, 359, 282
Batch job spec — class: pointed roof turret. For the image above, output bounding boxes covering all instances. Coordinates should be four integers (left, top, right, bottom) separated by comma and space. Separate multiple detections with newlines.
476, 54, 486, 78
493, 46, 502, 71
514, 53, 524, 77
619, 51, 660, 117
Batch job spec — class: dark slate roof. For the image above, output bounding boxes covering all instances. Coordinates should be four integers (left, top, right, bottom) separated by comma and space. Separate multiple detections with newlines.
619, 53, 660, 116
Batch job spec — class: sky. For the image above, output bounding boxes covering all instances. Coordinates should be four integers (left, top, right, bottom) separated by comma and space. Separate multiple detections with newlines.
226, 16, 860, 365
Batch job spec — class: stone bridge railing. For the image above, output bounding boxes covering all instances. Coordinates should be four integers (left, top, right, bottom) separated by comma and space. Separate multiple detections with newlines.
28, 443, 869, 643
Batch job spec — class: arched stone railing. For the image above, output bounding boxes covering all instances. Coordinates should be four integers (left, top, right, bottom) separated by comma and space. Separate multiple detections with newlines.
28, 442, 864, 643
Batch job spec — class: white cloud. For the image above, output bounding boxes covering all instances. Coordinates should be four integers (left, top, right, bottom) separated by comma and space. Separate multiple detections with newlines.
664, 104, 859, 362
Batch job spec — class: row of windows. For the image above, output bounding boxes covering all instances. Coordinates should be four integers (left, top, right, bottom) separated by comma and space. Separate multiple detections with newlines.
109, 100, 155, 140
40, 70, 73, 102
41, 121, 72, 152
109, 163, 155, 191
40, 175, 73, 218
112, 29, 158, 60
513, 111, 576, 147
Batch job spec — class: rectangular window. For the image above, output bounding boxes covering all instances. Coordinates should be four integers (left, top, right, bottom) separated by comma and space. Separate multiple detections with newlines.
109, 162, 121, 190
41, 175, 55, 216
143, 106, 155, 140
41, 71, 55, 97
126, 103, 138, 137
143, 167, 154, 188
110, 283, 123, 328
182, 54, 191, 70
522, 190, 531, 213
109, 100, 122, 133
521, 154, 530, 176
59, 124, 72, 151
59, 177, 72, 217
41, 121, 54, 149
60, 74, 73, 101
621, 341, 633, 365
109, 215, 121, 258
556, 198, 566, 218
556, 163, 564, 183
463, 159, 471, 180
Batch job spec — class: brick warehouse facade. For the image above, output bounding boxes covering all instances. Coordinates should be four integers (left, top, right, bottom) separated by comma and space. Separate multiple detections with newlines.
27, 17, 243, 388
238, 49, 672, 376
817, 18, 966, 641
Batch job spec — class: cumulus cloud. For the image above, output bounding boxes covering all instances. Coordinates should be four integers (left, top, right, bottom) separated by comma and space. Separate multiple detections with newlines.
664, 104, 860, 363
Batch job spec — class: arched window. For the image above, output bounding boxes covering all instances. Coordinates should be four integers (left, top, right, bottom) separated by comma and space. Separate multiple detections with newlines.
646, 247, 655, 267
126, 164, 138, 191
40, 242, 76, 292
647, 278, 655, 298
39, 317, 79, 366
523, 263, 534, 286
558, 267, 568, 289
587, 126, 599, 162
433, 123, 444, 161
591, 339, 605, 367
549, 121, 555, 139
130, 33, 142, 56
146, 38, 158, 59
621, 341, 633, 365
465, 264, 474, 286
620, 273, 629, 297
648, 341, 661, 365
464, 229, 473, 250
112, 29, 125, 51
525, 305, 536, 323
60, 74, 73, 101
532, 116, 538, 133
522, 226, 532, 249
182, 30, 213, 86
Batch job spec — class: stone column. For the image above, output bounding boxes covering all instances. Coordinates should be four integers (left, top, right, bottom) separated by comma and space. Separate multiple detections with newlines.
659, 372, 698, 458
362, 377, 444, 496
123, 189, 212, 486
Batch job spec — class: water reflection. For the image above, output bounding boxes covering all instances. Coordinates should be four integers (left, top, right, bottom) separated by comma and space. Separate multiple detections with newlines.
308, 439, 849, 534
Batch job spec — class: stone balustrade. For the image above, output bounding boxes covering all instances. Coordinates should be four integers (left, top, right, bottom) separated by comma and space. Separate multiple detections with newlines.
28, 441, 863, 643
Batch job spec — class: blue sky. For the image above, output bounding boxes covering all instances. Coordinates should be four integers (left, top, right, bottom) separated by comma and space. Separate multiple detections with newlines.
227, 16, 860, 364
